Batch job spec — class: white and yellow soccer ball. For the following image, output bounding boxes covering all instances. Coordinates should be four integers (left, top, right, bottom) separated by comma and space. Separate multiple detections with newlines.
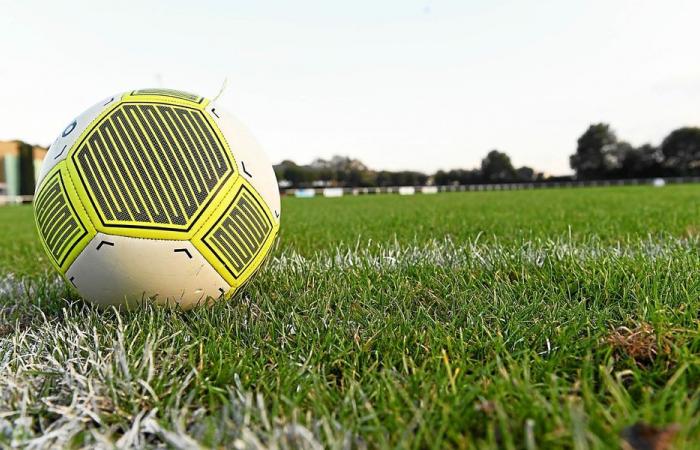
34, 89, 280, 309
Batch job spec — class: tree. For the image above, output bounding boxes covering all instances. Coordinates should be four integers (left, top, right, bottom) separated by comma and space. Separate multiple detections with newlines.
617, 144, 662, 178
274, 160, 315, 187
570, 123, 618, 179
604, 141, 633, 177
481, 150, 515, 182
515, 166, 535, 181
433, 169, 482, 185
660, 127, 700, 175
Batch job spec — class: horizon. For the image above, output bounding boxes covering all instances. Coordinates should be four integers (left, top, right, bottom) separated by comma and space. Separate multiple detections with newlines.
2, 0, 699, 175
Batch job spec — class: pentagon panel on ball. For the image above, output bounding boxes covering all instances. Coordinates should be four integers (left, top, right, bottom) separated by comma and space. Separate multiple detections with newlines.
34, 88, 281, 309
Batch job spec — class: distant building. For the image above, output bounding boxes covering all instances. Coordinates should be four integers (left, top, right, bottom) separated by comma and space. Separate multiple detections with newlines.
0, 141, 47, 197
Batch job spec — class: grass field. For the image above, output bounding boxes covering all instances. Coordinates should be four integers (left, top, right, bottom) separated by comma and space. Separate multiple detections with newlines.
1, 185, 699, 449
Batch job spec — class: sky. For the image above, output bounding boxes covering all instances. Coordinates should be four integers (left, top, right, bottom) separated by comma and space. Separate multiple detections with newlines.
1, 0, 698, 175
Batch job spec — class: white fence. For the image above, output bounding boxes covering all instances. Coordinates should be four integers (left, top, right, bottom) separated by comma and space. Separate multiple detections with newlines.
284, 176, 700, 197
322, 188, 344, 198
3, 177, 699, 205
294, 188, 316, 198
0, 195, 34, 206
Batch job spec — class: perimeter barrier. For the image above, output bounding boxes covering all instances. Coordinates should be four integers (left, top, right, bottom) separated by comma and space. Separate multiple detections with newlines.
282, 176, 700, 198
2, 177, 699, 205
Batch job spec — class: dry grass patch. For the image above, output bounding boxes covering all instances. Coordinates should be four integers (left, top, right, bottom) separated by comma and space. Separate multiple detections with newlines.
604, 322, 670, 365
621, 422, 680, 450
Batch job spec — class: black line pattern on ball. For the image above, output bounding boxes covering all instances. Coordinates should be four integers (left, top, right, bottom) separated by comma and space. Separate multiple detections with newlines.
34, 171, 88, 267
203, 185, 273, 279
72, 102, 233, 230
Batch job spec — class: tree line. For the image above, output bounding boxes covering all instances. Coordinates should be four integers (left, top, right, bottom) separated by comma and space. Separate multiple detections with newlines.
274, 151, 548, 188
570, 125, 700, 179
274, 125, 700, 188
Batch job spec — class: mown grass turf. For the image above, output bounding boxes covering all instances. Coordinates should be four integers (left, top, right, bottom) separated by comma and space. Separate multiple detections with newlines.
1, 185, 699, 449
281, 185, 700, 253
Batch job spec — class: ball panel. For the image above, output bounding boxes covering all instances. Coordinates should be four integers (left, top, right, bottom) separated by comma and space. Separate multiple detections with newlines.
65, 233, 230, 309
205, 102, 281, 223
33, 164, 96, 274
70, 100, 235, 233
191, 178, 279, 286
124, 89, 205, 107
203, 184, 274, 279
36, 94, 121, 191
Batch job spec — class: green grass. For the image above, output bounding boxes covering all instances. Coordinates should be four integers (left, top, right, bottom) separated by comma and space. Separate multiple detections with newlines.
1, 185, 699, 448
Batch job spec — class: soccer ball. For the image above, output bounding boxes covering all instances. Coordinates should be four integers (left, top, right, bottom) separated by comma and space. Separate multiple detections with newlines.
34, 89, 280, 309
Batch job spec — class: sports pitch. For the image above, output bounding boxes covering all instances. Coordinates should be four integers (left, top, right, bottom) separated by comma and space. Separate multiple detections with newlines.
1, 185, 699, 448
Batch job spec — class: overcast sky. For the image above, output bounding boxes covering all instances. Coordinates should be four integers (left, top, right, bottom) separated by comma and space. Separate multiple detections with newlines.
1, 0, 698, 175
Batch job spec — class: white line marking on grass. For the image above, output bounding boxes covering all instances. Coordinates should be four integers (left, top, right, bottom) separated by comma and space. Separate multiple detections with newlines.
269, 236, 699, 273
0, 304, 330, 449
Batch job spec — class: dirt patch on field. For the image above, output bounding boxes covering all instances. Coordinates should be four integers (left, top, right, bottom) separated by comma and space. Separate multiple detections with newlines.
621, 422, 680, 450
604, 322, 669, 365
